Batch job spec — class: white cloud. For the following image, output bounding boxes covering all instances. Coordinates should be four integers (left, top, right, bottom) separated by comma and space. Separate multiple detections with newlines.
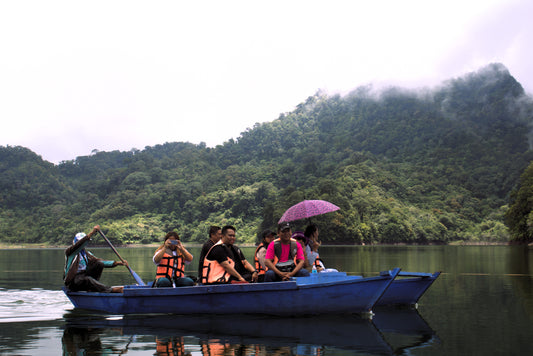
1, 0, 532, 164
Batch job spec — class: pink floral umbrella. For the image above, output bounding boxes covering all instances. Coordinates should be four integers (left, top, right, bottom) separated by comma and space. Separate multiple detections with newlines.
278, 200, 340, 224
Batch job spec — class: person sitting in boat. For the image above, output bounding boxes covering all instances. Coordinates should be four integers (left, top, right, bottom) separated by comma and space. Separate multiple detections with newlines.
263, 223, 310, 282
294, 230, 338, 273
201, 225, 258, 284
63, 225, 128, 293
153, 231, 195, 287
291, 231, 313, 272
197, 225, 222, 279
304, 223, 320, 262
254, 229, 277, 282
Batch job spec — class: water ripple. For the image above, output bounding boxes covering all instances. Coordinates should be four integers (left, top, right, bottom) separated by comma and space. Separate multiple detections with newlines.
0, 288, 71, 323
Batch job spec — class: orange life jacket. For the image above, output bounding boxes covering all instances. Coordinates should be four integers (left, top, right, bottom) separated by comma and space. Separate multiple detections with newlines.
201, 341, 230, 356
312, 253, 323, 269
156, 337, 185, 356
156, 252, 184, 280
201, 241, 235, 284
254, 242, 267, 275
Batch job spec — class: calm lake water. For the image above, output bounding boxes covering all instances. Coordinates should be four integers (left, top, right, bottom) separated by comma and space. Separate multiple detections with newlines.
0, 245, 532, 355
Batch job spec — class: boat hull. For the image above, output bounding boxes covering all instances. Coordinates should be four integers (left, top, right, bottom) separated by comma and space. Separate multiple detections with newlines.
63, 268, 400, 315
375, 271, 440, 306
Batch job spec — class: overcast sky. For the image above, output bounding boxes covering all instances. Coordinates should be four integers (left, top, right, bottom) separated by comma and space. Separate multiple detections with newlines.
1, 0, 532, 164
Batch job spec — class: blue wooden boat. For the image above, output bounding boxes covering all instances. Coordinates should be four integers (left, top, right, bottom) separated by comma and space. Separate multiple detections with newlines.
63, 268, 400, 315
375, 271, 441, 306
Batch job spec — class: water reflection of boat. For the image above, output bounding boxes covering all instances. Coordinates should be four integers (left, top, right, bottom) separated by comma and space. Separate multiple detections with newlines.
373, 307, 440, 353
64, 312, 389, 353
62, 308, 438, 355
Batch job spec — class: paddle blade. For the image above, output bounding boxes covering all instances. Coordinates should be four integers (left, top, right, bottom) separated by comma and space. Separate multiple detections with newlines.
127, 266, 146, 286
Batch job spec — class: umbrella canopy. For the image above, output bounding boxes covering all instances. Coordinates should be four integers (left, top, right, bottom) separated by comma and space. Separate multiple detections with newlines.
278, 200, 340, 224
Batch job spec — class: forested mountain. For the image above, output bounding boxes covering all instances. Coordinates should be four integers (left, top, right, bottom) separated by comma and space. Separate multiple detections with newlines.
2, 63, 533, 245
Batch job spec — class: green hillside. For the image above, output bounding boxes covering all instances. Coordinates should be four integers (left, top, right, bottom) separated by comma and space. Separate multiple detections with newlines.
2, 63, 533, 245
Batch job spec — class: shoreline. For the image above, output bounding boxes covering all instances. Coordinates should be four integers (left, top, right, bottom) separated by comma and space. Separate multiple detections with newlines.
0, 241, 515, 249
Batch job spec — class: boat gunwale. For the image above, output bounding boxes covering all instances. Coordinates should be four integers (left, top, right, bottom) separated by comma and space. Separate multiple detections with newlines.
64, 269, 400, 298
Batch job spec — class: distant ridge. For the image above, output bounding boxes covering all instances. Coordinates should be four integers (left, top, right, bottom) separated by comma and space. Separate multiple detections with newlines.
1, 63, 532, 245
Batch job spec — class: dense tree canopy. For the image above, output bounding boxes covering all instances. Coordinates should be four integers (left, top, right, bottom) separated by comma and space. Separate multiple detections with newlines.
505, 161, 533, 243
1, 63, 532, 245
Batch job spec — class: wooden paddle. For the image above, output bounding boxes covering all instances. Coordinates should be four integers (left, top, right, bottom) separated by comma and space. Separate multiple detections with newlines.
97, 228, 146, 286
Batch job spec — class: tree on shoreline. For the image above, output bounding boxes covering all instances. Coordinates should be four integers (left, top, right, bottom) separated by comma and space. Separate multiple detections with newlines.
505, 162, 533, 244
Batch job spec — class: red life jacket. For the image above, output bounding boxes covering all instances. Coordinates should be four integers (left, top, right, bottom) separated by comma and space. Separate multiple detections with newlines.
156, 252, 185, 280
201, 241, 235, 284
